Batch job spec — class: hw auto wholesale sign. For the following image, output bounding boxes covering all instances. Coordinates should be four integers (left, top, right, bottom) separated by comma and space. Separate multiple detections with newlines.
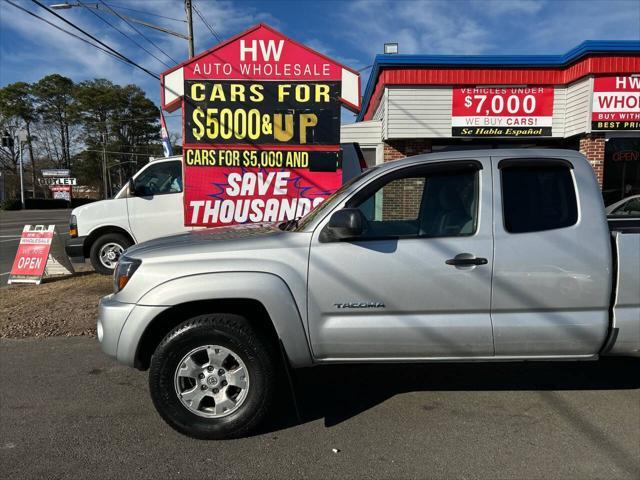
160, 24, 360, 227
452, 87, 554, 136
591, 75, 640, 131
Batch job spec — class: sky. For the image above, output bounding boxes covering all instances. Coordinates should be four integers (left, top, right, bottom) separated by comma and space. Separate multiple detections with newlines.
1, 0, 639, 136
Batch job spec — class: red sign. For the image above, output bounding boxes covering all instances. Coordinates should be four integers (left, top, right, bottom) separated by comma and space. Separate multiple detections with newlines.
50, 185, 72, 202
8, 225, 54, 284
185, 164, 341, 226
161, 24, 360, 228
592, 75, 640, 131
452, 87, 554, 136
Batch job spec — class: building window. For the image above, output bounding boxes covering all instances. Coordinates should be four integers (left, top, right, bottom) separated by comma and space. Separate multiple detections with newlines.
602, 138, 640, 206
501, 165, 577, 233
360, 148, 377, 168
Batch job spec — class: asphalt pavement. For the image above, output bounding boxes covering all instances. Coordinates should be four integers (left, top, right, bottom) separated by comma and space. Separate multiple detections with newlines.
1, 337, 638, 479
0, 209, 72, 283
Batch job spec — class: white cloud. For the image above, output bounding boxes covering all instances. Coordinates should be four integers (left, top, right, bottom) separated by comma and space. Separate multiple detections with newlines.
481, 0, 545, 15
337, 0, 638, 58
339, 0, 493, 56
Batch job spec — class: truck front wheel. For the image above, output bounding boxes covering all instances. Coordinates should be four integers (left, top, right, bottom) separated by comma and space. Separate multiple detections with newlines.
149, 314, 276, 439
89, 233, 132, 275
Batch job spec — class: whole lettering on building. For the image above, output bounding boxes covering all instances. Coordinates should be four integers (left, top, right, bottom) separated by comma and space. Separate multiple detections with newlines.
591, 75, 640, 131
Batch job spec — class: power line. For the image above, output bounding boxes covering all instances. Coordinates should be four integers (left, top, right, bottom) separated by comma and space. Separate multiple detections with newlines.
101, 0, 179, 65
192, 1, 222, 43
78, 0, 172, 69
4, 0, 136, 70
29, 0, 160, 80
105, 3, 186, 23
80, 149, 174, 157
79, 114, 181, 125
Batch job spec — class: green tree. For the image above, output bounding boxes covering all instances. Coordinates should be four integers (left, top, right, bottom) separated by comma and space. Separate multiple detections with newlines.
74, 79, 164, 196
0, 82, 39, 196
32, 74, 76, 168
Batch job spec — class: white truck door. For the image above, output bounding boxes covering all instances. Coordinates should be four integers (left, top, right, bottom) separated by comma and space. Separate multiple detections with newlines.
126, 159, 186, 243
307, 158, 495, 360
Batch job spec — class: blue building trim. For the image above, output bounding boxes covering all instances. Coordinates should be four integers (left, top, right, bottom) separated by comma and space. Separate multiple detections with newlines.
356, 40, 640, 121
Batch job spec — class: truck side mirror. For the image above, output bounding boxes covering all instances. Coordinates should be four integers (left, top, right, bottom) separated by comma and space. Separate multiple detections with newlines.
321, 208, 366, 242
128, 178, 137, 196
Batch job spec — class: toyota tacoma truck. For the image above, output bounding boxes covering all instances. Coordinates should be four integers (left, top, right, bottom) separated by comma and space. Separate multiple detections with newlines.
97, 149, 640, 439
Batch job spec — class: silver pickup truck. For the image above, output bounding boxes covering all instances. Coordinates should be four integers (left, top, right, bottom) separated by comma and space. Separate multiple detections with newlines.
97, 149, 640, 439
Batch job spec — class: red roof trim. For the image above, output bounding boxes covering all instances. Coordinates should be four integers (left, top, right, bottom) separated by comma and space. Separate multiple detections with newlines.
362, 55, 640, 120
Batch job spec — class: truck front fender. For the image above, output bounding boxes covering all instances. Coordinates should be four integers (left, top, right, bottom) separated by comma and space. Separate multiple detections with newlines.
121, 272, 313, 367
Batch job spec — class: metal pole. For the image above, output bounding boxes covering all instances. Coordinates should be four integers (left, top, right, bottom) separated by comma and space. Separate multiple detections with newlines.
18, 138, 25, 209
185, 0, 194, 58
102, 134, 108, 199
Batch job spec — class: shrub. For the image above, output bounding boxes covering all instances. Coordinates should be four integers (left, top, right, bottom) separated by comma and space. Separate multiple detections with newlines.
24, 198, 69, 209
71, 198, 97, 207
0, 199, 22, 210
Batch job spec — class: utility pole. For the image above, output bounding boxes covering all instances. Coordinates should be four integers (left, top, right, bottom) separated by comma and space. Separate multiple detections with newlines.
184, 0, 194, 58
17, 133, 25, 209
102, 132, 108, 199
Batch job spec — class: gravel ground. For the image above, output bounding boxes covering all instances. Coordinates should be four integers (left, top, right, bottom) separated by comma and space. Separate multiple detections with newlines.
0, 273, 111, 338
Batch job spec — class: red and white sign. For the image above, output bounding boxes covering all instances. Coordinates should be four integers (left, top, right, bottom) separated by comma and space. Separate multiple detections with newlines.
592, 75, 640, 131
186, 167, 341, 226
8, 225, 55, 284
50, 185, 71, 202
161, 23, 360, 228
452, 87, 554, 136
161, 23, 360, 113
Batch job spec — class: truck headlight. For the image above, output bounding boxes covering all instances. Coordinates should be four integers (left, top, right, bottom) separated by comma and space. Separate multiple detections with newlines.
113, 257, 141, 293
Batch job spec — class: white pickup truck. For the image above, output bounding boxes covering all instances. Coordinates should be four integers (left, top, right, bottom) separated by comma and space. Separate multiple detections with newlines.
66, 145, 365, 274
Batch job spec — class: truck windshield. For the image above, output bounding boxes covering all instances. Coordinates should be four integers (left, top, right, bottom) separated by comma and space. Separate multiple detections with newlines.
284, 167, 378, 232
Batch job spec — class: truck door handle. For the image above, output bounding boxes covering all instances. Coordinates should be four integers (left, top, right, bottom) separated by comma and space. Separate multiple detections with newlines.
445, 255, 488, 266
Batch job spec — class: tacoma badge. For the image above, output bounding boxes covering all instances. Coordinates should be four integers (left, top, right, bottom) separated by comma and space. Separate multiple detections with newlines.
334, 302, 386, 309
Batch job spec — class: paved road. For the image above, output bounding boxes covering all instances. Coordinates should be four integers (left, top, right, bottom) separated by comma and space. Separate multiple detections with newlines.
1, 337, 638, 479
0, 209, 72, 282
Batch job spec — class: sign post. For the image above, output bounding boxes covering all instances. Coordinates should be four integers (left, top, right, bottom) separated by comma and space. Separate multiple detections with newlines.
160, 23, 360, 227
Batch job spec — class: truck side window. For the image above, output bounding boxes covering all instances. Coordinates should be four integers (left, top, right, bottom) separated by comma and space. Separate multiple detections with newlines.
501, 165, 577, 233
354, 169, 479, 239
134, 161, 182, 196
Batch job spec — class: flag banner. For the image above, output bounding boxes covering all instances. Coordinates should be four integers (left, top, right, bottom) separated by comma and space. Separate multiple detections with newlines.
160, 111, 173, 157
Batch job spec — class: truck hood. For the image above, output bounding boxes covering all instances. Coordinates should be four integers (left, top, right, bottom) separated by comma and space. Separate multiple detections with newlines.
124, 222, 291, 259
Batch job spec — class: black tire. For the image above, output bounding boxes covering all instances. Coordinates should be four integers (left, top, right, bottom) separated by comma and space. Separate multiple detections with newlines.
89, 233, 132, 275
149, 314, 277, 440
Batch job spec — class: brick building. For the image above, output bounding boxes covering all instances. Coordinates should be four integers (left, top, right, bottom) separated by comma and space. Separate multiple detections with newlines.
341, 41, 640, 205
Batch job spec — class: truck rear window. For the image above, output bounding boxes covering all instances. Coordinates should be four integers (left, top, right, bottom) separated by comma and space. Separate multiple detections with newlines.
501, 165, 578, 233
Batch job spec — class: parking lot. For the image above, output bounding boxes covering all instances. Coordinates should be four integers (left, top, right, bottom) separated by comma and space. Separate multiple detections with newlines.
1, 209, 639, 479
1, 337, 638, 479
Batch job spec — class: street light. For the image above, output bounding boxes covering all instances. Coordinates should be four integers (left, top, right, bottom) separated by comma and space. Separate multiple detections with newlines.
50, 1, 194, 58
